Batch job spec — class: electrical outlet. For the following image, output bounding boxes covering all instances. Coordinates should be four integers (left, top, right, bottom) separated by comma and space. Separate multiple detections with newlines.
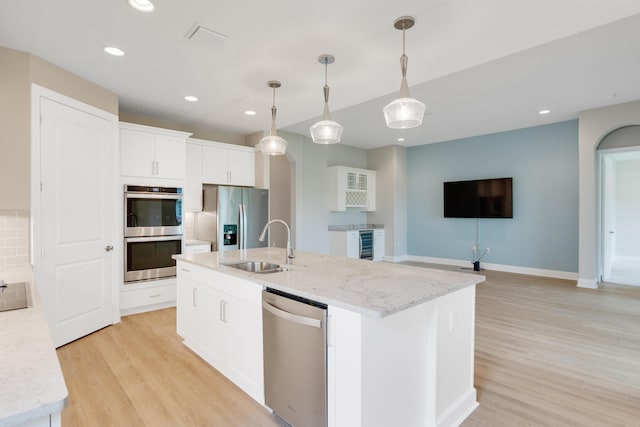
486, 247, 491, 253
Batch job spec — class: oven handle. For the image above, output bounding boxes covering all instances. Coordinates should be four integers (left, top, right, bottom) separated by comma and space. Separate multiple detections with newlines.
125, 193, 182, 200
124, 235, 183, 243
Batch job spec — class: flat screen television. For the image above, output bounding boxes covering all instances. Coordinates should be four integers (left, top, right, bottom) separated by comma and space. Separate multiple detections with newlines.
444, 177, 513, 218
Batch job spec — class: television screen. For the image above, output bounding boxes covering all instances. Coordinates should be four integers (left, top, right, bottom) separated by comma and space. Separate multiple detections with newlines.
444, 178, 513, 218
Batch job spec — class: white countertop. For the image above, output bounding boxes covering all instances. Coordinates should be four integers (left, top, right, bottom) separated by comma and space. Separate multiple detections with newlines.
174, 248, 484, 318
0, 267, 68, 427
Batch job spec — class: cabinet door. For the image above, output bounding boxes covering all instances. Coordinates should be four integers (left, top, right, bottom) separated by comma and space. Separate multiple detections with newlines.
202, 145, 230, 184
346, 231, 360, 259
366, 172, 376, 212
221, 292, 264, 402
228, 149, 255, 186
176, 275, 199, 343
373, 230, 385, 261
199, 284, 227, 368
154, 134, 186, 180
120, 129, 154, 177
184, 143, 203, 211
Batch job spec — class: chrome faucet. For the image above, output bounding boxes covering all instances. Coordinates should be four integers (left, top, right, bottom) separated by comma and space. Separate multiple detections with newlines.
258, 219, 295, 264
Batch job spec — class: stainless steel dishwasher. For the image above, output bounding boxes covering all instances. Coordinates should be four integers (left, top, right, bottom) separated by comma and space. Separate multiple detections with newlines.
262, 288, 327, 427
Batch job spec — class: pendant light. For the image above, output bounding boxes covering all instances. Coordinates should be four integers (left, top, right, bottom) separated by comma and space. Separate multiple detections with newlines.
310, 54, 343, 144
383, 16, 426, 129
259, 80, 288, 155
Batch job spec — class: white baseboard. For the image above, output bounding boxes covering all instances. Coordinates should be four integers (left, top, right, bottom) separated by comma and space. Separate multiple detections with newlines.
404, 255, 578, 281
577, 278, 598, 289
382, 254, 409, 263
120, 300, 176, 317
435, 388, 479, 427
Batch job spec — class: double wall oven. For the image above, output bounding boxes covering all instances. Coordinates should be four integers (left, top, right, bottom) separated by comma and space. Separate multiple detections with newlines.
124, 185, 183, 283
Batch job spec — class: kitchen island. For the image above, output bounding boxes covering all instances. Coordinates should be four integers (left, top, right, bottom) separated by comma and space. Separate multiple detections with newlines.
173, 247, 484, 427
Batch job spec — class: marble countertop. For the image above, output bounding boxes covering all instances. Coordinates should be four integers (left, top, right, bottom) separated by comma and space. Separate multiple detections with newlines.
328, 224, 384, 231
174, 248, 484, 318
0, 266, 68, 427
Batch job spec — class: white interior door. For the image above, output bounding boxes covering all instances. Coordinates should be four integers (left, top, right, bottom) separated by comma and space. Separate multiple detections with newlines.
601, 155, 616, 282
36, 92, 117, 347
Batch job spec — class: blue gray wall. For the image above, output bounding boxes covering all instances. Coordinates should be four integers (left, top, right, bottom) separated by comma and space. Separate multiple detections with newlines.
407, 120, 579, 272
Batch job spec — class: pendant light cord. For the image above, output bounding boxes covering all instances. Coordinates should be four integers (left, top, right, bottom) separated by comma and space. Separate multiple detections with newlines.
270, 86, 277, 136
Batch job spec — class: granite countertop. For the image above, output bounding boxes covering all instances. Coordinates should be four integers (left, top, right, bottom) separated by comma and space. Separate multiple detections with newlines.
0, 267, 68, 427
174, 248, 484, 318
328, 224, 384, 231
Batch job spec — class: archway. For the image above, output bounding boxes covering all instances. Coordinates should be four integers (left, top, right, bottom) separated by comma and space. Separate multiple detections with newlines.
596, 126, 640, 286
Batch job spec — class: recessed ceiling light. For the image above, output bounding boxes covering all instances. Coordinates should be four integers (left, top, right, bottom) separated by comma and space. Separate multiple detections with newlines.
128, 0, 155, 12
184, 95, 198, 102
397, 138, 405, 142
539, 109, 550, 115
244, 110, 257, 116
103, 46, 125, 57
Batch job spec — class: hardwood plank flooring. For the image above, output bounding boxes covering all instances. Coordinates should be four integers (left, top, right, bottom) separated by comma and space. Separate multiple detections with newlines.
56, 307, 285, 427
56, 268, 640, 426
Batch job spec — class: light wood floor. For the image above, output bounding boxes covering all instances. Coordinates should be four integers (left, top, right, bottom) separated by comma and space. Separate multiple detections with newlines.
56, 269, 640, 426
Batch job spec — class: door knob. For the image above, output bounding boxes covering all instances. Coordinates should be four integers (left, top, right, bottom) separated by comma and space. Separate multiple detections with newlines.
105, 245, 114, 252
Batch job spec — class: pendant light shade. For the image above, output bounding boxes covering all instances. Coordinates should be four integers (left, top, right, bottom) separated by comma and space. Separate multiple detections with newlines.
259, 81, 288, 155
383, 16, 425, 129
310, 54, 343, 144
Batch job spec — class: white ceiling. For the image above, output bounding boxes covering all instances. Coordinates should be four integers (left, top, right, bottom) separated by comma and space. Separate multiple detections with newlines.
1, 0, 640, 149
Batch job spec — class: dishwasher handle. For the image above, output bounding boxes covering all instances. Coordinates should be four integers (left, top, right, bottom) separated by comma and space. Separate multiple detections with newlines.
262, 301, 322, 329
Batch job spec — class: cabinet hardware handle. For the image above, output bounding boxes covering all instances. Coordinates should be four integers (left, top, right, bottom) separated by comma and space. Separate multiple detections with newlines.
149, 294, 162, 298
220, 299, 227, 322
193, 288, 198, 307
181, 268, 190, 272
105, 245, 114, 252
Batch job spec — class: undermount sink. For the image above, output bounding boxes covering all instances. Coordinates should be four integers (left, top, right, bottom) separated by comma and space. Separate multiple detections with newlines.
223, 261, 282, 274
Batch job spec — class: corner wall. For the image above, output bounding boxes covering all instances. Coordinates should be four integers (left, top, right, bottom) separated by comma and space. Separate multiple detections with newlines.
0, 45, 118, 211
407, 120, 579, 274
0, 47, 30, 210
578, 100, 640, 287
367, 146, 408, 259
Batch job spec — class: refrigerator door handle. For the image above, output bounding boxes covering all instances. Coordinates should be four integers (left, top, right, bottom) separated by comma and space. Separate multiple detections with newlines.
241, 203, 248, 250
238, 204, 244, 250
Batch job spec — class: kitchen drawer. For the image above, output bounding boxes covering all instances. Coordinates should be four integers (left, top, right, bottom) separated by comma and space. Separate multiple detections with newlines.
121, 283, 176, 310
177, 261, 262, 304
185, 243, 211, 254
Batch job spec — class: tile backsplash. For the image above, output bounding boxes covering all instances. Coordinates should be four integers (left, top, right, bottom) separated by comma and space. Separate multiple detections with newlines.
0, 211, 30, 269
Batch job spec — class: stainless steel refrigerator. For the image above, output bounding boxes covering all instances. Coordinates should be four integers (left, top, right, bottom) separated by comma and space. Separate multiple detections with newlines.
195, 185, 269, 252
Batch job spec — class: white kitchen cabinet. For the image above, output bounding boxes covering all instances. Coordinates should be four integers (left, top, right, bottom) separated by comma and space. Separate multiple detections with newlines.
120, 122, 191, 180
198, 139, 255, 186
176, 261, 264, 404
120, 279, 177, 316
329, 230, 359, 259
328, 166, 376, 212
185, 241, 211, 254
329, 229, 384, 261
184, 139, 256, 212
184, 142, 203, 211
373, 229, 385, 261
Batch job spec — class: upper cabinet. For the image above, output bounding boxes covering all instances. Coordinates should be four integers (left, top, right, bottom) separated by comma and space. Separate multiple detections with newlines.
120, 122, 192, 180
328, 166, 376, 212
200, 141, 255, 187
184, 139, 256, 212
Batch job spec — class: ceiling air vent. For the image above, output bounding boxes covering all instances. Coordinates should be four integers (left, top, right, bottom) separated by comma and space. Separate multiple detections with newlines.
185, 23, 229, 49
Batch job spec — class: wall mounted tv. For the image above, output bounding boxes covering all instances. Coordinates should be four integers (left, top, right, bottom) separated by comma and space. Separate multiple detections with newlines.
444, 177, 513, 218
